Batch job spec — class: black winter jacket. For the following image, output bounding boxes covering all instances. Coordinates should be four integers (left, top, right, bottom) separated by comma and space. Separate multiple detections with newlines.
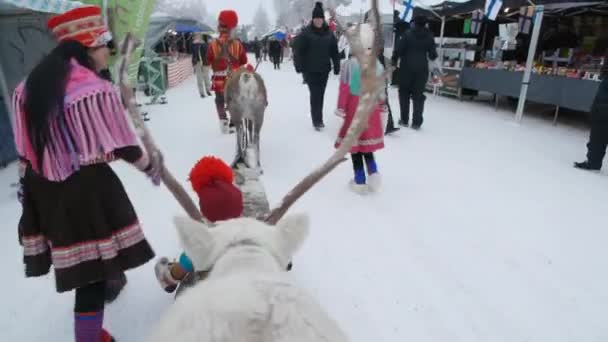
269, 40, 282, 58
392, 27, 438, 74
192, 42, 209, 66
294, 23, 340, 74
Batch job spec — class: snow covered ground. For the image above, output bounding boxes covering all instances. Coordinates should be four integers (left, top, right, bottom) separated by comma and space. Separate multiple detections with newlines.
1, 59, 607, 342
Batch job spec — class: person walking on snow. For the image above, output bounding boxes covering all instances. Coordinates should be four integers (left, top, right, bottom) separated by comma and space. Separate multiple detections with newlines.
269, 38, 283, 70
192, 33, 212, 98
207, 10, 248, 134
574, 65, 608, 171
252, 37, 262, 63
294, 2, 340, 131
392, 15, 438, 130
362, 10, 400, 135
12, 6, 159, 342
335, 24, 385, 194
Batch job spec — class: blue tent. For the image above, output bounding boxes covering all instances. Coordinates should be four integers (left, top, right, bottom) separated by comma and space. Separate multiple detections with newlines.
175, 22, 213, 34
274, 31, 287, 41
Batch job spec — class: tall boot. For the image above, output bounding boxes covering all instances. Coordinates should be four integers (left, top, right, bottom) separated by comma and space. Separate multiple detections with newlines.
412, 96, 425, 129
349, 168, 368, 195
365, 156, 381, 192
75, 311, 107, 342
215, 96, 230, 134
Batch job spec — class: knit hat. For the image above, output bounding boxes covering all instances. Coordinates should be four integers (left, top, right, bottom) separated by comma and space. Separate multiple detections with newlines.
312, 2, 325, 19
47, 6, 112, 48
189, 156, 244, 222
218, 10, 239, 29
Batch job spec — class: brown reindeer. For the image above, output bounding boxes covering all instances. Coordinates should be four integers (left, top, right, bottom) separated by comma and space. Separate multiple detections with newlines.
224, 67, 268, 172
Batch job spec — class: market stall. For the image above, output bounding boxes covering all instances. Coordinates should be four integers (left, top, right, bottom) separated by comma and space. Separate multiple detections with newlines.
460, 67, 600, 112
444, 0, 607, 121
0, 0, 77, 166
142, 15, 214, 92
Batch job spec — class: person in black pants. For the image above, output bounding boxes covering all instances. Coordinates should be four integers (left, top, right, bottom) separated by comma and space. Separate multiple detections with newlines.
574, 72, 608, 171
269, 39, 282, 69
362, 10, 399, 135
392, 15, 438, 129
294, 2, 340, 131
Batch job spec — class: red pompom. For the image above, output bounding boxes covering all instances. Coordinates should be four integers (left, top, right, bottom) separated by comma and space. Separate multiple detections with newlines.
189, 156, 234, 194
218, 10, 239, 29
245, 64, 254, 72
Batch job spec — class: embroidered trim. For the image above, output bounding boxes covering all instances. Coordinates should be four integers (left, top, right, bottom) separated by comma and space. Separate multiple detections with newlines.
29, 222, 146, 269
81, 152, 116, 166
50, 222, 145, 269
336, 137, 384, 146
23, 235, 49, 256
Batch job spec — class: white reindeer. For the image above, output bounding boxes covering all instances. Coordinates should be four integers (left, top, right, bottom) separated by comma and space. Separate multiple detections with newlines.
149, 215, 348, 342
150, 2, 391, 340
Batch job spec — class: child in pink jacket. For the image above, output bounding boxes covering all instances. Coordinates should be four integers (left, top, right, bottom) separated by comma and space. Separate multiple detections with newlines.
335, 53, 386, 194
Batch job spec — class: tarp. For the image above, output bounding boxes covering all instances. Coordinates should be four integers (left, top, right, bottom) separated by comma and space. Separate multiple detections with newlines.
416, 0, 606, 18
0, 0, 83, 14
175, 22, 213, 33
0, 1, 63, 165
262, 28, 285, 39
144, 15, 214, 52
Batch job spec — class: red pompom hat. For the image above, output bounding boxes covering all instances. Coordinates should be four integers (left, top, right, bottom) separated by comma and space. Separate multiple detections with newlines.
218, 10, 239, 29
47, 6, 112, 48
189, 156, 243, 222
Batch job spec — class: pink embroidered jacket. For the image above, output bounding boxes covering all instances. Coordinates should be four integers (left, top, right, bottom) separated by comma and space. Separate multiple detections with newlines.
13, 59, 147, 181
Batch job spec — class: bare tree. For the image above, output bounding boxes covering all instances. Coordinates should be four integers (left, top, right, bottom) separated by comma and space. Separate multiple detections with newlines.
274, 0, 353, 28
153, 0, 209, 23
253, 4, 272, 37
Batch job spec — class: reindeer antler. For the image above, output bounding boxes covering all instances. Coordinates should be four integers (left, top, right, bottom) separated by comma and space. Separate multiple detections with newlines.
265, 0, 392, 225
116, 33, 204, 223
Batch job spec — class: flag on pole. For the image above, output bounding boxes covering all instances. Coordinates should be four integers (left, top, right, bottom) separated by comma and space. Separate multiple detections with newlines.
463, 18, 472, 34
471, 9, 483, 35
400, 0, 414, 22
518, 6, 534, 34
484, 0, 503, 21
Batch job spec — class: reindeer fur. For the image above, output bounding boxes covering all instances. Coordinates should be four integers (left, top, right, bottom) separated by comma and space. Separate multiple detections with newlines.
149, 215, 348, 342
225, 68, 268, 172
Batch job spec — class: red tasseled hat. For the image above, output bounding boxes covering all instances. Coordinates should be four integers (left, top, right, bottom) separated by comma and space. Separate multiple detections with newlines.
218, 10, 239, 29
189, 156, 243, 222
47, 6, 112, 48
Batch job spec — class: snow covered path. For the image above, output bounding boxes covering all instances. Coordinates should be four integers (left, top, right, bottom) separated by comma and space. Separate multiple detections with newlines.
1, 60, 607, 342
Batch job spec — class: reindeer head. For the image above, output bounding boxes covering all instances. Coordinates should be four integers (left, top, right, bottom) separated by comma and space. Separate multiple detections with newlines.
173, 215, 309, 272
225, 66, 268, 107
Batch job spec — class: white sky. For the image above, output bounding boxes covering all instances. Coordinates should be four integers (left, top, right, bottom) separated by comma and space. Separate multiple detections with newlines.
205, 0, 468, 25
206, 0, 277, 25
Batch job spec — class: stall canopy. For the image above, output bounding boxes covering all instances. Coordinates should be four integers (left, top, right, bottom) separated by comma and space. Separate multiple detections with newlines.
262, 28, 286, 40
144, 15, 214, 52
175, 22, 213, 33
0, 0, 82, 14
0, 0, 78, 165
415, 0, 606, 18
